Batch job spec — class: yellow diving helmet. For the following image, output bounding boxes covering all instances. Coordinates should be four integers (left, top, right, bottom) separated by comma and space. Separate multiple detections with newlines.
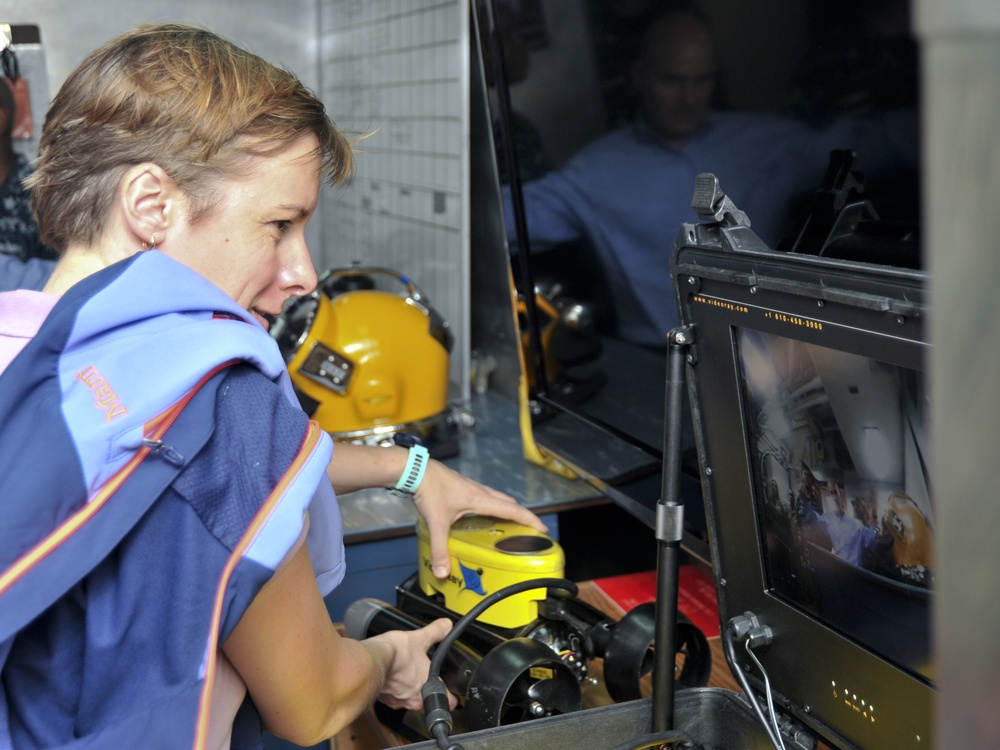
271, 266, 456, 452
517, 281, 604, 404
883, 491, 934, 574
518, 292, 563, 390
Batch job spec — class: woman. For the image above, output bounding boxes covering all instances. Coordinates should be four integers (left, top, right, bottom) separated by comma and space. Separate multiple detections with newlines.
0, 23, 544, 749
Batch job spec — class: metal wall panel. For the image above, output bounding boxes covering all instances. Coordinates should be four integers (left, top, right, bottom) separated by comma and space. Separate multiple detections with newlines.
916, 1, 1000, 746
320, 0, 471, 396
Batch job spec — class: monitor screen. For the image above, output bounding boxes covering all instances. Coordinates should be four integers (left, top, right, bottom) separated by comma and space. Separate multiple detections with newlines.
734, 327, 932, 683
675, 231, 933, 749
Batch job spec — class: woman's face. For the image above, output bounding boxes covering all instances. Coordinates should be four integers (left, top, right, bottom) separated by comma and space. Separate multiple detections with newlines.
164, 134, 323, 330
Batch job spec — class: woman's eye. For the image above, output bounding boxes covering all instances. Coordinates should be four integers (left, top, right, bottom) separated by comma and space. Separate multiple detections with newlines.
274, 220, 292, 232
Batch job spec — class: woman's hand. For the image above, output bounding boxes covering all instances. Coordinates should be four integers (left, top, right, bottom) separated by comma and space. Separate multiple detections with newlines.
325, 442, 548, 579
226, 543, 460, 744
413, 459, 548, 578
366, 618, 458, 711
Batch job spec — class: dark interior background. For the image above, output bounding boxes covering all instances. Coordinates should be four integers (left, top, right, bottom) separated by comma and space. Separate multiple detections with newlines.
477, 0, 920, 564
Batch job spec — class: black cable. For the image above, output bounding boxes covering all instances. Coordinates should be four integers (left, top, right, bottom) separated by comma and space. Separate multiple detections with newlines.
430, 722, 463, 750
422, 577, 578, 750
427, 577, 578, 685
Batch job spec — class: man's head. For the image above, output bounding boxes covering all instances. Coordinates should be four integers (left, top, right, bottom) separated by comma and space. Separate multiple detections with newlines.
26, 23, 355, 254
631, 11, 718, 146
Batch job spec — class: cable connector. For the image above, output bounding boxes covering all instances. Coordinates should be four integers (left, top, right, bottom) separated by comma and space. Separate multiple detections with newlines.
747, 623, 774, 649
421, 676, 453, 737
729, 611, 773, 649
729, 611, 760, 640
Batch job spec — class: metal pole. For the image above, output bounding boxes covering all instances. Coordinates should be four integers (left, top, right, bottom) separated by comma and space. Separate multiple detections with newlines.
651, 326, 692, 732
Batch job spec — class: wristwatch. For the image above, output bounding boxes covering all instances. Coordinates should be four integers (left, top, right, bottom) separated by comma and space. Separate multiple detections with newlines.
386, 432, 430, 497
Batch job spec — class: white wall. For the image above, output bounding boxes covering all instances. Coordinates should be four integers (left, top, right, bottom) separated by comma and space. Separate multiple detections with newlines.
0, 0, 324, 250
1, 0, 475, 392
0, 0, 318, 97
319, 0, 472, 395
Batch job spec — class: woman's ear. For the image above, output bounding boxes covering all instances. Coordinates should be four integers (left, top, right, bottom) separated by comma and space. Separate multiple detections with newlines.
120, 163, 182, 250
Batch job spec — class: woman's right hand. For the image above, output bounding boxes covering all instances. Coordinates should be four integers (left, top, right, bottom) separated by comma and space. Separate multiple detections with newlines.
225, 543, 454, 745
364, 618, 458, 712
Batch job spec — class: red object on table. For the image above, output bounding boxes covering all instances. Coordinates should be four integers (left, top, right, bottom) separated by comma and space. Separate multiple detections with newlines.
592, 565, 721, 638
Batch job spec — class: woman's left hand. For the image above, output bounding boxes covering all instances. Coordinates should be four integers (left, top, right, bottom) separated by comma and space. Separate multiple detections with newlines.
412, 459, 548, 578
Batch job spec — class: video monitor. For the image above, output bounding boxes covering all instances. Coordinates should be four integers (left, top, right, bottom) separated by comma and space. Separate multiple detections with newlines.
737, 328, 931, 681
675, 224, 933, 750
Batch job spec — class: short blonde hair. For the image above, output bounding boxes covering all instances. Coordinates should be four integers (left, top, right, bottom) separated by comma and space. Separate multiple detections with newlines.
27, 23, 354, 253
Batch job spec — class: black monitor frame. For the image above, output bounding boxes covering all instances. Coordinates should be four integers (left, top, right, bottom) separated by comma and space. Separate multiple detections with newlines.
674, 219, 932, 750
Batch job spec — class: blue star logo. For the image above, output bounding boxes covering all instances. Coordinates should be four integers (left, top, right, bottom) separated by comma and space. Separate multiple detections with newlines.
459, 560, 485, 595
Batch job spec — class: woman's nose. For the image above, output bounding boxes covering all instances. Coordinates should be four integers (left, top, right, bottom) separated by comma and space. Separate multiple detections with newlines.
282, 237, 318, 296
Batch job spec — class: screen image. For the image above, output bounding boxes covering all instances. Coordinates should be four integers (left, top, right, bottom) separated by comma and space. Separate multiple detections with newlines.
735, 328, 933, 683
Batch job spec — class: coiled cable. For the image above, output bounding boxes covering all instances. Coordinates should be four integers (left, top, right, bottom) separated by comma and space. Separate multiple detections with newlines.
422, 577, 578, 750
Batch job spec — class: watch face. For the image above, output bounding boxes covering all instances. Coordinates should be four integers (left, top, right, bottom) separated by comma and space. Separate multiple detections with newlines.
392, 432, 414, 447
392, 432, 423, 448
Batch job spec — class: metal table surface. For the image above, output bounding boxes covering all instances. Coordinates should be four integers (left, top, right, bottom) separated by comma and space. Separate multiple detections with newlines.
337, 390, 607, 544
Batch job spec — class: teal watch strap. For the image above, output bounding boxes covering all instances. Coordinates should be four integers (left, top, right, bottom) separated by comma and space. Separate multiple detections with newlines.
387, 443, 429, 497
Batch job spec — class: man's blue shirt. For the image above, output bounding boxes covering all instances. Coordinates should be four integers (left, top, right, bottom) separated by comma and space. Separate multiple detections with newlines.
506, 111, 864, 346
